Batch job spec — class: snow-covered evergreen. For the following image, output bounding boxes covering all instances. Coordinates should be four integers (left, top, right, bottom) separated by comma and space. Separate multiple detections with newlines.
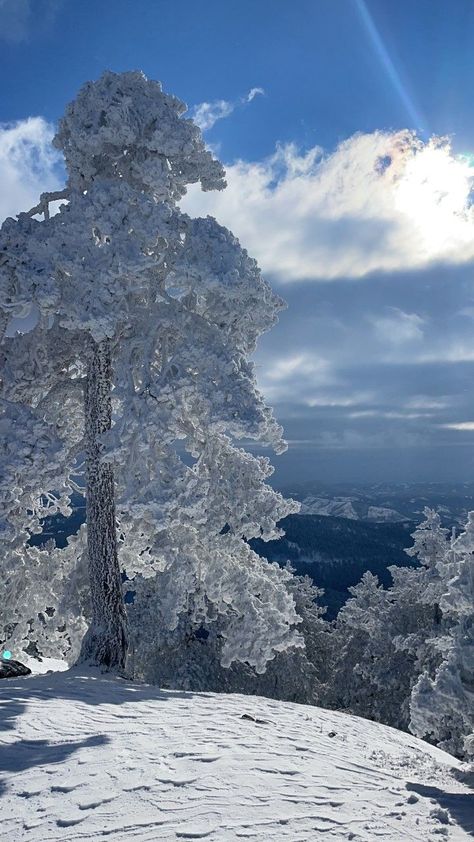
1, 69, 471, 779
326, 509, 453, 733
410, 512, 474, 759
0, 71, 301, 673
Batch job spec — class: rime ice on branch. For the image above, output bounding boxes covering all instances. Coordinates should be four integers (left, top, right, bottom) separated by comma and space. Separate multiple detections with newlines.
0, 71, 301, 672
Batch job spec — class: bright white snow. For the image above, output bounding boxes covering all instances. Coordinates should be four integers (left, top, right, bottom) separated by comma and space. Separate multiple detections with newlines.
1, 668, 472, 841
21, 656, 69, 675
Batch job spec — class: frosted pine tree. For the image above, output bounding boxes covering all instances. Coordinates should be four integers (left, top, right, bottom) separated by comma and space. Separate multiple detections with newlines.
327, 510, 451, 730
403, 507, 451, 625
410, 511, 474, 759
326, 572, 394, 722
0, 72, 302, 673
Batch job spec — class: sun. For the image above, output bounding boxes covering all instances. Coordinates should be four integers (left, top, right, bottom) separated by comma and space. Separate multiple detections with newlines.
393, 139, 474, 258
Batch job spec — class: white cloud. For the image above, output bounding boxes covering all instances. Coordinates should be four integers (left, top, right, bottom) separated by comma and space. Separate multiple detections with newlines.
370, 308, 424, 344
414, 343, 474, 364
10, 117, 474, 289
349, 409, 430, 419
304, 391, 374, 408
192, 100, 235, 132
305, 428, 424, 450
265, 353, 328, 381
0, 118, 64, 223
246, 88, 265, 102
441, 421, 474, 431
191, 87, 265, 132
182, 132, 474, 281
405, 397, 449, 411
257, 353, 335, 403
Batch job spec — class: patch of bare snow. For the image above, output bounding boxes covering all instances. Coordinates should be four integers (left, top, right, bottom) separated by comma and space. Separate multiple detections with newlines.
21, 656, 69, 675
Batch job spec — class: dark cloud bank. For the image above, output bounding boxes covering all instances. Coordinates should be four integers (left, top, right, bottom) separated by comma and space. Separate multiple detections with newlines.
255, 261, 474, 485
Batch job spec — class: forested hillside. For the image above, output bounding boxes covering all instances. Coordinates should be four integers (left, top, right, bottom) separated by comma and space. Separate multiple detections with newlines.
251, 514, 417, 616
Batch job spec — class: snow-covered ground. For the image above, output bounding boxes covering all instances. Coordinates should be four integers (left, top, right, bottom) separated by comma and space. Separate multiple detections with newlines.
1, 668, 472, 841
21, 655, 70, 675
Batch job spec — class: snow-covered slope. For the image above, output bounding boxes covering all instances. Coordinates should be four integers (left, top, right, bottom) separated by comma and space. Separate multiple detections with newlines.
1, 669, 472, 841
298, 496, 408, 523
299, 496, 359, 519
366, 506, 408, 523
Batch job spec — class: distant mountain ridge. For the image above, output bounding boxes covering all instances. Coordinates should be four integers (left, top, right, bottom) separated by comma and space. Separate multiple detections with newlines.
298, 495, 408, 522
282, 481, 474, 527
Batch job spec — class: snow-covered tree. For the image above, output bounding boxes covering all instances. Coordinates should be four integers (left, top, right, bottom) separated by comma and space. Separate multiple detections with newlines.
1, 526, 90, 663
0, 71, 302, 673
410, 511, 474, 759
130, 566, 331, 702
325, 571, 395, 722
403, 506, 451, 624
327, 510, 451, 731
247, 571, 333, 704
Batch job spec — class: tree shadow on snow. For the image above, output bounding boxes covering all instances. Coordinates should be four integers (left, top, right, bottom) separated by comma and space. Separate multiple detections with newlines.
0, 733, 109, 774
0, 667, 196, 710
0, 684, 111, 801
0, 695, 27, 733
0, 667, 196, 802
0, 667, 197, 800
407, 782, 474, 837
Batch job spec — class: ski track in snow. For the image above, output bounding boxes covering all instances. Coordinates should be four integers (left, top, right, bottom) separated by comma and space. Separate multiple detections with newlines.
0, 668, 472, 841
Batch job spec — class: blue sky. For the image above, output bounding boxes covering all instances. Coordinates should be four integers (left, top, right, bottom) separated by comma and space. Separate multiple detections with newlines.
3, 0, 474, 155
3, 0, 474, 485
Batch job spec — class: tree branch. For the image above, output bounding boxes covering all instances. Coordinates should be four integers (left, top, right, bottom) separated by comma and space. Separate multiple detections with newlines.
23, 190, 70, 221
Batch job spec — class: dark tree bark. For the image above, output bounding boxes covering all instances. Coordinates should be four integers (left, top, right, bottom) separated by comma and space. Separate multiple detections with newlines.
79, 338, 128, 670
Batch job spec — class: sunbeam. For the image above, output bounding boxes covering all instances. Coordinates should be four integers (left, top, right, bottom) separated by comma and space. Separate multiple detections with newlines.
354, 0, 428, 137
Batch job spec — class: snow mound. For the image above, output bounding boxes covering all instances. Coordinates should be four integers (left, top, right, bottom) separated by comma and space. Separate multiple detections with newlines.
1, 669, 472, 841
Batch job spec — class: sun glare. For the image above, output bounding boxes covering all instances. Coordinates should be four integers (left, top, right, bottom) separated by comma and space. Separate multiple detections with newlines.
393, 140, 474, 257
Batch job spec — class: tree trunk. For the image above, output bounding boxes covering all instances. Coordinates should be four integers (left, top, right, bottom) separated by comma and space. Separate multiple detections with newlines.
0, 310, 9, 345
79, 338, 128, 670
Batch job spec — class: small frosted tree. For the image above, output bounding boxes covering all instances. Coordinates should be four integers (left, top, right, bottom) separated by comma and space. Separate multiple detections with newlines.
325, 571, 394, 721
403, 507, 451, 625
0, 71, 302, 673
327, 509, 451, 730
410, 511, 474, 759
